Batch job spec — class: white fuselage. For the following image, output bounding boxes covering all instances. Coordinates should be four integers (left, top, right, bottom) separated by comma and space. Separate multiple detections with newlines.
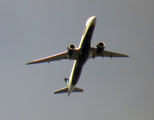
67, 16, 96, 96
26, 16, 129, 96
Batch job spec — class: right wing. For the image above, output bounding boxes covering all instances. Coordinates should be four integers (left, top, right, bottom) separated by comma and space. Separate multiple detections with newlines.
27, 49, 80, 65
89, 47, 129, 58
103, 50, 129, 57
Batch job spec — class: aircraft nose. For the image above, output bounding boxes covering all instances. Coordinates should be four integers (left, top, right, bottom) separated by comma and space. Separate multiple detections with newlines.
86, 16, 97, 26
91, 16, 96, 24
91, 16, 96, 21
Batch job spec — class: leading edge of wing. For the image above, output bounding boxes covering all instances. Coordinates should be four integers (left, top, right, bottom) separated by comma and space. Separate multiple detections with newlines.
26, 51, 68, 65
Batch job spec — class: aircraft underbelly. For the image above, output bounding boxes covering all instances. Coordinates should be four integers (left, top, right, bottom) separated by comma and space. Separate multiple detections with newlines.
71, 25, 95, 86
72, 65, 83, 86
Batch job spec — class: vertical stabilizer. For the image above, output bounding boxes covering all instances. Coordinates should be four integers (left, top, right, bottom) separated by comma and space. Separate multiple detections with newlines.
64, 78, 69, 86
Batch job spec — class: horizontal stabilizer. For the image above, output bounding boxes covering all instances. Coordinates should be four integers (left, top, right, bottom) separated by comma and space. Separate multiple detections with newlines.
73, 87, 83, 92
54, 87, 83, 94
54, 87, 68, 94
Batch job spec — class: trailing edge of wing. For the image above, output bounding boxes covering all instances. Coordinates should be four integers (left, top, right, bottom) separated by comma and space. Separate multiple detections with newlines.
26, 49, 80, 65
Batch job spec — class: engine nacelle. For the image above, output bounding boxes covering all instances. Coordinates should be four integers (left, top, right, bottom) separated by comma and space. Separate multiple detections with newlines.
67, 44, 76, 57
96, 42, 105, 54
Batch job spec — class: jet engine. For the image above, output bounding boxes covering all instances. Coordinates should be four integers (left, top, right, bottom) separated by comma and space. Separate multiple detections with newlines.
96, 42, 105, 54
67, 44, 76, 57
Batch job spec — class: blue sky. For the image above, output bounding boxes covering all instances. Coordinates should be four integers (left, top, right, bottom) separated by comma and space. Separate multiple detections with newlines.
0, 1, 154, 120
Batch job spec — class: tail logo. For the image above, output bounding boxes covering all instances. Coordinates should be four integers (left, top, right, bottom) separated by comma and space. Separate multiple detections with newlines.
64, 78, 69, 86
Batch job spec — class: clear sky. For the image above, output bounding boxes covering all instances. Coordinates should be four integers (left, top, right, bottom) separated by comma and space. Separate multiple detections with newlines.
0, 0, 154, 120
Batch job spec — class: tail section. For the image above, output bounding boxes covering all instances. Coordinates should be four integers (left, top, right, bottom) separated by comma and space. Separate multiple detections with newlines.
64, 77, 69, 86
54, 87, 83, 94
54, 87, 68, 94
73, 87, 83, 92
53, 78, 83, 95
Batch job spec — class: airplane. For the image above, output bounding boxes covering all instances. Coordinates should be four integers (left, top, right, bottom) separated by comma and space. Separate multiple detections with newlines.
27, 16, 129, 96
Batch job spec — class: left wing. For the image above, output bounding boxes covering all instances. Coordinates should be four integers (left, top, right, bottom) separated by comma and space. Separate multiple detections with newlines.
89, 47, 129, 58
27, 49, 80, 65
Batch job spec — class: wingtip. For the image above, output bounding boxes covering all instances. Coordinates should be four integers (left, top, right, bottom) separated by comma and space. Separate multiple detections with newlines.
126, 55, 129, 57
123, 54, 129, 57
26, 61, 34, 65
